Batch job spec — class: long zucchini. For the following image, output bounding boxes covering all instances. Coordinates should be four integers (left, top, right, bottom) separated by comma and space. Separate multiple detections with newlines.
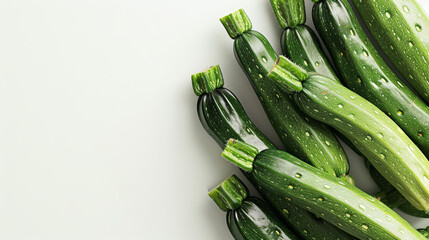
312, 0, 429, 156
209, 175, 299, 239
267, 56, 429, 211
192, 65, 355, 239
220, 9, 351, 180
222, 139, 425, 240
351, 0, 429, 103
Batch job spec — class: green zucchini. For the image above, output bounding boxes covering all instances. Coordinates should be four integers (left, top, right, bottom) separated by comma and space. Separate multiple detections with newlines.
270, 0, 339, 82
351, 0, 429, 103
267, 56, 429, 211
192, 65, 355, 239
220, 9, 351, 180
193, 65, 275, 151
312, 0, 429, 157
209, 175, 299, 240
222, 139, 426, 240
269, 0, 363, 161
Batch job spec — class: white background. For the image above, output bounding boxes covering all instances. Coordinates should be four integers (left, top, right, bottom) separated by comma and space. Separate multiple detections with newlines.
0, 0, 428, 239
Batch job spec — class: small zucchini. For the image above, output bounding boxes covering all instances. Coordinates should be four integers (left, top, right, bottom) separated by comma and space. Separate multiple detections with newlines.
192, 65, 355, 239
192, 65, 275, 151
222, 139, 425, 240
209, 175, 299, 240
312, 0, 429, 157
220, 9, 351, 180
267, 56, 429, 211
351, 0, 429, 103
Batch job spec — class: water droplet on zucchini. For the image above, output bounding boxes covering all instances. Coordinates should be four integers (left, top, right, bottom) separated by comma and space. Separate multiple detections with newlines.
385, 11, 391, 18
416, 24, 422, 32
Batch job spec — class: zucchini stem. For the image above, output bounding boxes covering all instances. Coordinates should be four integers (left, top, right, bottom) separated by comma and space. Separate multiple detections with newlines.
208, 175, 249, 212
191, 65, 224, 96
269, 0, 306, 29
268, 56, 308, 93
222, 139, 258, 172
220, 9, 252, 39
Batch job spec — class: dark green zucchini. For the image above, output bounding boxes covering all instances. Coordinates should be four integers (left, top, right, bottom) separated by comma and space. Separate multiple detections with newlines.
351, 0, 429, 103
192, 65, 355, 239
222, 139, 426, 240
193, 65, 275, 151
267, 56, 429, 211
270, 0, 339, 82
220, 9, 351, 180
209, 175, 299, 239
312, 0, 429, 157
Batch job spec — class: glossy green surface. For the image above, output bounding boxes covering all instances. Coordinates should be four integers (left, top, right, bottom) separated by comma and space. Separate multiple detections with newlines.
194, 68, 354, 239
281, 26, 339, 83
197, 88, 275, 151
221, 10, 350, 178
367, 160, 429, 218
228, 197, 300, 240
287, 73, 429, 211
351, 0, 429, 103
312, 0, 429, 157
244, 147, 425, 240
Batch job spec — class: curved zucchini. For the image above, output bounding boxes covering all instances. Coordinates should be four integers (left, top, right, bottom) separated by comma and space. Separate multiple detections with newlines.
351, 0, 429, 103
312, 0, 429, 157
268, 56, 429, 211
220, 9, 350, 179
222, 139, 426, 240
209, 175, 299, 240
192, 65, 355, 239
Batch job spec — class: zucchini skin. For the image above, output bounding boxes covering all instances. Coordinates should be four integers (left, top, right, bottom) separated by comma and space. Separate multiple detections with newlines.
197, 87, 275, 150
197, 85, 354, 239
367, 160, 429, 218
228, 197, 299, 240
281, 25, 339, 83
233, 29, 349, 177
292, 74, 429, 211
312, 0, 429, 157
351, 0, 429, 103
251, 149, 425, 240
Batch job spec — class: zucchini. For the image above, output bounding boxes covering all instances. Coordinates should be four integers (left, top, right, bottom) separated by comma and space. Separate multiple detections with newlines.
270, 0, 340, 82
267, 56, 429, 211
222, 139, 426, 240
312, 0, 429, 157
192, 65, 355, 239
220, 9, 351, 180
270, 0, 362, 162
351, 0, 429, 103
209, 175, 299, 240
192, 65, 275, 151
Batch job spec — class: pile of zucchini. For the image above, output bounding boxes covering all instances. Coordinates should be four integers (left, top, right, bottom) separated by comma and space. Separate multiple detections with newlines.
191, 0, 429, 239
